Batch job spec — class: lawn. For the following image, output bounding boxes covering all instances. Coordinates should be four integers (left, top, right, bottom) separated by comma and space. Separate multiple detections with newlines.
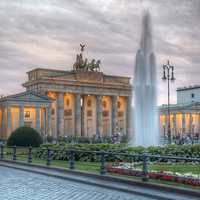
1, 147, 200, 190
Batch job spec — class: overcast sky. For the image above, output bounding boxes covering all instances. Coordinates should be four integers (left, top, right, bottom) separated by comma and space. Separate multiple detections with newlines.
0, 0, 199, 105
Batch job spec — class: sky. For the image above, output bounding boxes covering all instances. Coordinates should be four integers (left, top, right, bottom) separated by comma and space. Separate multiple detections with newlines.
0, 0, 200, 106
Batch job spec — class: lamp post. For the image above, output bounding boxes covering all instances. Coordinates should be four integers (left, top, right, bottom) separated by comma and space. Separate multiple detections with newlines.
163, 125, 165, 137
162, 60, 175, 144
115, 123, 118, 135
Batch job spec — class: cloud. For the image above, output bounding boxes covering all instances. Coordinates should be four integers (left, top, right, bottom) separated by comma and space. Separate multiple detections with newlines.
0, 0, 199, 106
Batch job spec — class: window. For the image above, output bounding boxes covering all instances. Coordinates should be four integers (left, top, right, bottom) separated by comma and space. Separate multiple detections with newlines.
25, 111, 30, 118
191, 93, 194, 98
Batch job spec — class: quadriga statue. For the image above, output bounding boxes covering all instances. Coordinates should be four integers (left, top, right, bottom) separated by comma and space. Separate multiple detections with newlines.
86, 59, 100, 71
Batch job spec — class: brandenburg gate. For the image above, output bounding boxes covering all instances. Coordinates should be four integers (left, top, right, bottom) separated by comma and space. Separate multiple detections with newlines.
21, 47, 132, 138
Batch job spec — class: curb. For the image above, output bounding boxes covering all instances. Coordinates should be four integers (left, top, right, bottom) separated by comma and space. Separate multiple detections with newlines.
0, 158, 200, 198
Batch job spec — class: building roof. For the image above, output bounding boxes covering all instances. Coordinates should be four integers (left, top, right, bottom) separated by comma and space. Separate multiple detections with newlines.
0, 90, 55, 103
177, 85, 200, 91
158, 101, 199, 109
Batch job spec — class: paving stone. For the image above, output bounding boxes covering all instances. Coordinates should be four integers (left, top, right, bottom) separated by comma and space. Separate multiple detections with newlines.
0, 162, 200, 200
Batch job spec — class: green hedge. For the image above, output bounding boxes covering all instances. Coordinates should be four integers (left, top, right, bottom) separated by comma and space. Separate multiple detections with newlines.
33, 143, 200, 162
7, 126, 43, 147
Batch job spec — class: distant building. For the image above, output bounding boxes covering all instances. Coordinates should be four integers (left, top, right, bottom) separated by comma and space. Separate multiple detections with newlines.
177, 85, 200, 104
159, 84, 200, 137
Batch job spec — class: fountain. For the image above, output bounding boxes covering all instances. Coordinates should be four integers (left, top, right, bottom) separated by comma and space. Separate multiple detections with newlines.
133, 11, 159, 147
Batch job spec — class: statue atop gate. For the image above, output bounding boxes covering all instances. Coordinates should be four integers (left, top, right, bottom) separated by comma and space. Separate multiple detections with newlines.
73, 44, 101, 72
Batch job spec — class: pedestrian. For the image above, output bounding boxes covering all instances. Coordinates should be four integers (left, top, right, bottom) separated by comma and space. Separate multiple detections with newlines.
173, 134, 175, 140
197, 133, 199, 142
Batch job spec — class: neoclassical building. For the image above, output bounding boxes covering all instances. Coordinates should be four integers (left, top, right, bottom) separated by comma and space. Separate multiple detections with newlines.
0, 91, 55, 139
0, 54, 132, 139
159, 85, 200, 137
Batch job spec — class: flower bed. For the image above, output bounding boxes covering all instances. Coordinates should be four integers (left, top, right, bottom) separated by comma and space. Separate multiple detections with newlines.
5, 151, 34, 155
106, 161, 200, 186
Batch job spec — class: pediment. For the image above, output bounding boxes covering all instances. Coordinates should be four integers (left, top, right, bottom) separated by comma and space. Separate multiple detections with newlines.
184, 102, 200, 109
2, 91, 54, 102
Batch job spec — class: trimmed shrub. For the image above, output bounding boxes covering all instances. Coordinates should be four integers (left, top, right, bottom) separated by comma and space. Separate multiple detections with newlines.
105, 136, 113, 144
121, 134, 129, 143
7, 126, 43, 147
77, 137, 85, 143
91, 136, 99, 144
56, 137, 62, 143
67, 136, 73, 143
46, 135, 54, 143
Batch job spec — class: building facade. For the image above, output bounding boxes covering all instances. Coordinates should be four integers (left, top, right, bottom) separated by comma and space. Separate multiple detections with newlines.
21, 68, 132, 139
159, 84, 200, 137
177, 85, 200, 104
0, 91, 55, 139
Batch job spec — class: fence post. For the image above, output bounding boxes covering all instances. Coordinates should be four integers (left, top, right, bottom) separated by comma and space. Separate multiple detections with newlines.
1, 145, 4, 158
13, 145, 17, 160
46, 147, 51, 166
28, 146, 32, 163
70, 149, 75, 169
142, 153, 149, 182
100, 150, 106, 175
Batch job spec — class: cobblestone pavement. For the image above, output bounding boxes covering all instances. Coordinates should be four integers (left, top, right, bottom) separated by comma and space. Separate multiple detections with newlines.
0, 164, 199, 200
0, 166, 154, 200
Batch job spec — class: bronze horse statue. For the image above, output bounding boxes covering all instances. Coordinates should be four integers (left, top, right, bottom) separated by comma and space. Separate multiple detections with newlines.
86, 59, 95, 71
93, 60, 101, 71
73, 53, 87, 70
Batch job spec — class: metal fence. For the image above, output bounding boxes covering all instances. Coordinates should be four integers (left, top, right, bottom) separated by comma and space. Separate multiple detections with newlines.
1, 144, 200, 183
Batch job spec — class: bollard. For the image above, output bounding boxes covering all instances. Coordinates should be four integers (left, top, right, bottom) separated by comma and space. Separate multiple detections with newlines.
70, 149, 75, 169
13, 145, 17, 160
1, 145, 4, 158
142, 153, 149, 182
46, 147, 51, 166
28, 146, 32, 163
100, 150, 106, 175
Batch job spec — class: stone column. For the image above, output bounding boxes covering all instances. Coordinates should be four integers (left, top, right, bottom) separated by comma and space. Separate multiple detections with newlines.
19, 106, 24, 127
1, 107, 5, 140
198, 114, 200, 134
41, 108, 46, 137
75, 94, 81, 137
165, 114, 168, 136
112, 96, 118, 135
126, 97, 132, 136
182, 113, 186, 134
47, 107, 52, 136
97, 95, 103, 137
173, 114, 177, 136
7, 106, 11, 138
189, 113, 193, 132
58, 93, 64, 136
36, 106, 40, 133
81, 96, 84, 136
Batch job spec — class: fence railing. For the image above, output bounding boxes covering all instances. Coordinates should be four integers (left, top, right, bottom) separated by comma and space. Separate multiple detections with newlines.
1, 144, 200, 183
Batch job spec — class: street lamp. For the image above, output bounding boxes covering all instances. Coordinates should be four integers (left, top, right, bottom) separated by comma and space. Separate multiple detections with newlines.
162, 60, 175, 144
163, 125, 165, 137
115, 123, 118, 135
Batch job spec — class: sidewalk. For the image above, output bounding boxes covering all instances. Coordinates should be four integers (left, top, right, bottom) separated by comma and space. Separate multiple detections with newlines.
0, 158, 200, 199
